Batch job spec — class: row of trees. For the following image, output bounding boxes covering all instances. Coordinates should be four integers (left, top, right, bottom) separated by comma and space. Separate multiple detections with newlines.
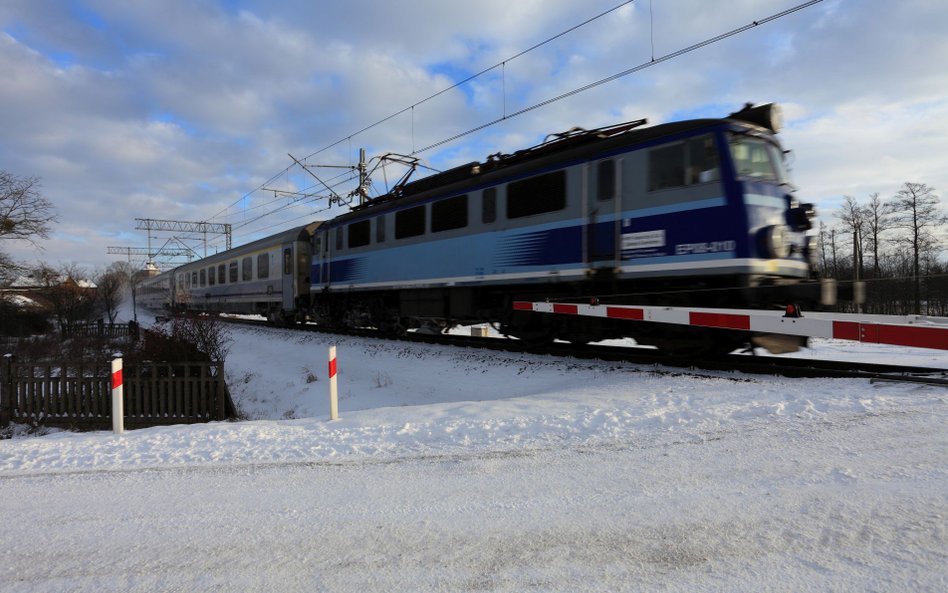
1, 170, 139, 334
820, 182, 946, 315
0, 261, 135, 337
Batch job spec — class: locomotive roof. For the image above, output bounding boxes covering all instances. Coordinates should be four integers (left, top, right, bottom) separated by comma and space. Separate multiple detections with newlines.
338, 113, 771, 222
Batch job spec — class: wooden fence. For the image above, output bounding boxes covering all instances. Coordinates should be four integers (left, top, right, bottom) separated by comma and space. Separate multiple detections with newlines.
0, 355, 236, 430
61, 321, 140, 339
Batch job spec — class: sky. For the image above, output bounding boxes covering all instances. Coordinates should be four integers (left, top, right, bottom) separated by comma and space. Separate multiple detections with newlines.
1, 0, 946, 271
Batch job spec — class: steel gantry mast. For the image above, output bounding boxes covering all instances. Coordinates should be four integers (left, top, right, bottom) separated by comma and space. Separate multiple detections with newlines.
134, 218, 233, 257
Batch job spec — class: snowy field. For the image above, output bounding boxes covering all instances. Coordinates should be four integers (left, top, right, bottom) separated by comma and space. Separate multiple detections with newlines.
1, 313, 946, 592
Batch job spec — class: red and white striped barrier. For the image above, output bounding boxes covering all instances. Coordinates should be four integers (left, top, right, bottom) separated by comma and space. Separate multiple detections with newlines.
111, 355, 124, 434
513, 301, 948, 351
328, 346, 339, 421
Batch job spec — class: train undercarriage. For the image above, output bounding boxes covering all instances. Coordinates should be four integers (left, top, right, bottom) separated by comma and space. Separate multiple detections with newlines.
305, 272, 845, 356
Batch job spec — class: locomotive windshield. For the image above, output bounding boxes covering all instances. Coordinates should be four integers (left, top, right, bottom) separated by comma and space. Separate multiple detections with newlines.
728, 134, 789, 184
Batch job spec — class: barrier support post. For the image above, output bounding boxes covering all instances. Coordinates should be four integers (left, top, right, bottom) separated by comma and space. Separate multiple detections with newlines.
111, 354, 124, 435
328, 346, 338, 421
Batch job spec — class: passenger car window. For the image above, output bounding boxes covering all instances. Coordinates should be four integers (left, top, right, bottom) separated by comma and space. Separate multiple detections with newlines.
257, 254, 268, 279
242, 257, 252, 281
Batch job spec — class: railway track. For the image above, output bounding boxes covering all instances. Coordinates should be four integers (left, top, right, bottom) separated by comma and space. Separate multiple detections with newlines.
216, 315, 948, 387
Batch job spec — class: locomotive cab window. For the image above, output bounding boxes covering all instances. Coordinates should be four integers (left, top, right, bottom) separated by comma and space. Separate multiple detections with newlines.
507, 170, 566, 219
395, 205, 426, 239
431, 195, 468, 233
728, 135, 785, 183
348, 220, 370, 248
335, 228, 343, 251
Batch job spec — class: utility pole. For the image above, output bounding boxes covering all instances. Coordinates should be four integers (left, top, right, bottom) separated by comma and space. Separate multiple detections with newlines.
357, 148, 369, 206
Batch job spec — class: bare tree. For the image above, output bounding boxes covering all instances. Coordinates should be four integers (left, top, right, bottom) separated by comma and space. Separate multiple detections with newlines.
890, 182, 944, 314
0, 171, 57, 246
862, 192, 895, 279
37, 263, 98, 331
96, 263, 127, 324
835, 195, 865, 281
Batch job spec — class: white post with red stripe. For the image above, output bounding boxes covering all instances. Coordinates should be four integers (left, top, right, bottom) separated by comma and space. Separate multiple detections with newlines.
513, 301, 948, 351
111, 354, 124, 435
328, 345, 339, 421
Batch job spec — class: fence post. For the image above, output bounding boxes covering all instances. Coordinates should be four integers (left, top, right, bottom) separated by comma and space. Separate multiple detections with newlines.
328, 345, 338, 421
216, 362, 225, 421
1, 353, 12, 428
111, 354, 124, 435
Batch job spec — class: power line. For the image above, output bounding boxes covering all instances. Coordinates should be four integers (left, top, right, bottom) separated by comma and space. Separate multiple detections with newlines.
203, 0, 636, 227
413, 0, 824, 155
204, 0, 824, 240
297, 0, 638, 164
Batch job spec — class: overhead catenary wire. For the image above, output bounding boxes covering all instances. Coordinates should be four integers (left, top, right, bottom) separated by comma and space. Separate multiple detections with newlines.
296, 0, 638, 164
412, 0, 823, 155
203, 0, 823, 241
199, 0, 605, 239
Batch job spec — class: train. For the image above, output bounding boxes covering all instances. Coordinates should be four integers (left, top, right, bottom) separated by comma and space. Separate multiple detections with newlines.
139, 103, 828, 354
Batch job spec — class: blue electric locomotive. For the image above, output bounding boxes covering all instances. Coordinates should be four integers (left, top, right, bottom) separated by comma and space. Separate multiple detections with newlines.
310, 103, 818, 351
140, 103, 825, 353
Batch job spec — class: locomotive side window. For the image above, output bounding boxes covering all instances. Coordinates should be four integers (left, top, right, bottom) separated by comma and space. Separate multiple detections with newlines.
257, 254, 269, 279
648, 143, 686, 191
597, 160, 615, 201
348, 220, 371, 248
507, 170, 566, 219
648, 135, 720, 191
431, 194, 468, 233
218, 264, 226, 284
242, 257, 252, 281
376, 215, 386, 243
482, 187, 497, 224
208, 266, 215, 286
229, 261, 238, 283
395, 205, 426, 239
199, 269, 206, 287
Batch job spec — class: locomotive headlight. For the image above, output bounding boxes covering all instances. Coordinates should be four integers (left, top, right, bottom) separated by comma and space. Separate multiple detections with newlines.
760, 224, 791, 259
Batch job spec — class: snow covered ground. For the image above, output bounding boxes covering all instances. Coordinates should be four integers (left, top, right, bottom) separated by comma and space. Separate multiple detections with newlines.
1, 313, 946, 592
